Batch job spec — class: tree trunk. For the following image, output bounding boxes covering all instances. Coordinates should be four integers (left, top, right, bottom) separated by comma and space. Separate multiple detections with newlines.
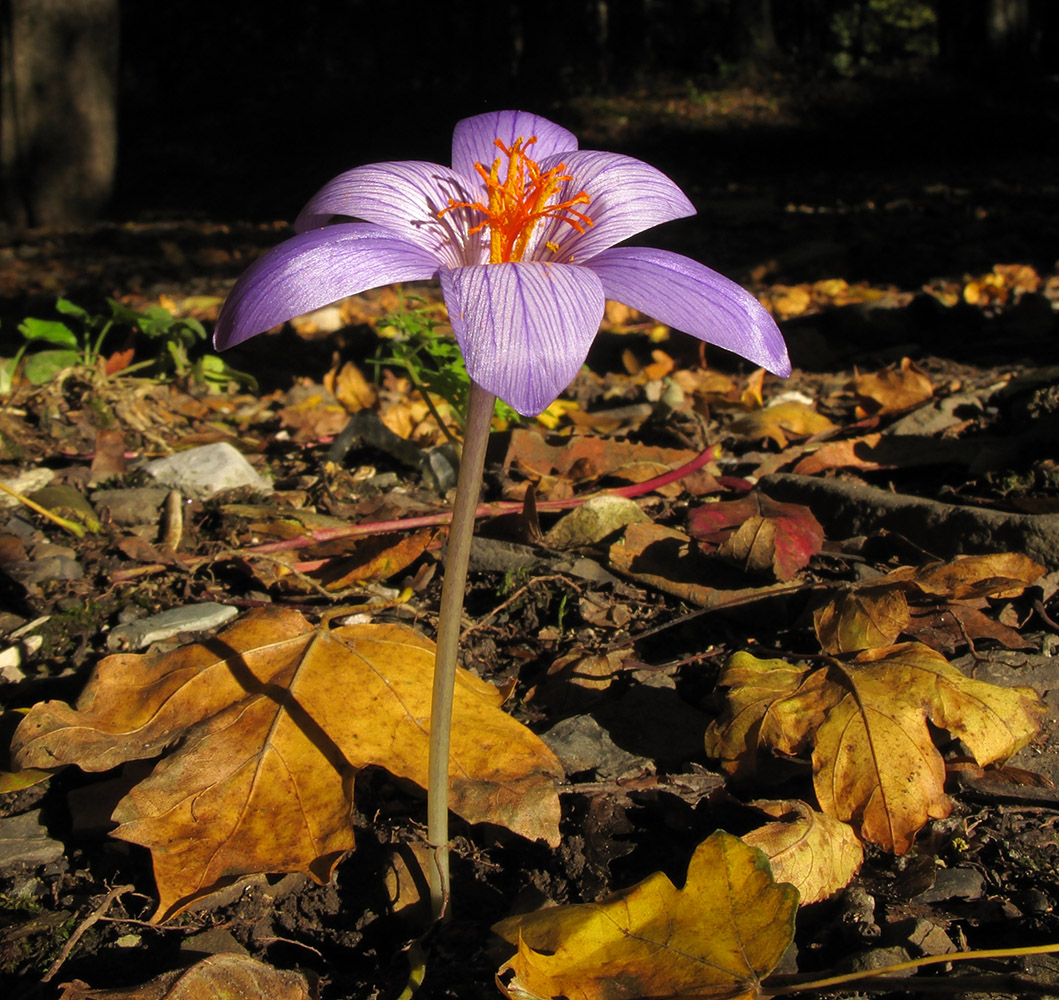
0, 0, 119, 228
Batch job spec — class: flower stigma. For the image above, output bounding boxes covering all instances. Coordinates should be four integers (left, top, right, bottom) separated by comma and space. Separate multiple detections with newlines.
439, 136, 593, 265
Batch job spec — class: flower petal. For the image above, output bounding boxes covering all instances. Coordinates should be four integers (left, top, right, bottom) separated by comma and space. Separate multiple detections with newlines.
451, 110, 578, 186
440, 263, 604, 416
213, 224, 440, 350
293, 161, 484, 268
586, 247, 791, 376
529, 151, 695, 263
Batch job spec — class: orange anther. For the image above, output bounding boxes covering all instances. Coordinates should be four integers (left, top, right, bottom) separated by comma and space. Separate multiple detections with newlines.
439, 136, 593, 264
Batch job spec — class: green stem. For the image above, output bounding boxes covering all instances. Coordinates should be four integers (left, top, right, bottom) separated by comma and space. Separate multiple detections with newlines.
427, 380, 496, 918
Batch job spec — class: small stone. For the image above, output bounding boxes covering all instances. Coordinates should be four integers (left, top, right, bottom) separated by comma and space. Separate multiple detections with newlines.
905, 917, 957, 956
913, 866, 984, 903
115, 933, 143, 948
545, 495, 650, 550
182, 926, 250, 957
145, 442, 271, 499
540, 714, 651, 781
0, 468, 55, 507
106, 602, 239, 651
0, 810, 65, 866
843, 946, 912, 975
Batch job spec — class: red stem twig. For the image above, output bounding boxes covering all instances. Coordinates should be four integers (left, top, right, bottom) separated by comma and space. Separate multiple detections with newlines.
242, 443, 721, 556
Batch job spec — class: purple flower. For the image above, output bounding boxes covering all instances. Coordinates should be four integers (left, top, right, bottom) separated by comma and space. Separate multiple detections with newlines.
214, 110, 790, 416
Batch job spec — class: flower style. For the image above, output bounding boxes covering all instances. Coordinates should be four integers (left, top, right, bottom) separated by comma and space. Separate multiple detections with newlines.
214, 110, 790, 416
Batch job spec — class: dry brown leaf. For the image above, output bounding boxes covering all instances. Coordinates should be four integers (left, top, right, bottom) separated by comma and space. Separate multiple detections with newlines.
791, 433, 885, 476
494, 832, 797, 1000
906, 552, 1044, 600
729, 401, 836, 449
708, 644, 1044, 854
57, 953, 316, 1000
814, 586, 911, 654
610, 522, 801, 610
323, 359, 378, 412
742, 799, 863, 903
852, 358, 933, 416
13, 608, 562, 919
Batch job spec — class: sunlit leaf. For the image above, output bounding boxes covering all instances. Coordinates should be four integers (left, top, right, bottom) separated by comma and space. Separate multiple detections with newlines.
708, 643, 1044, 854
57, 953, 316, 1000
13, 607, 562, 919
742, 799, 862, 903
852, 357, 932, 416
494, 832, 797, 1000
814, 586, 910, 653
690, 493, 824, 580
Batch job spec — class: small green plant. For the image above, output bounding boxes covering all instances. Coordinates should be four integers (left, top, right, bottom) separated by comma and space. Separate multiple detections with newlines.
370, 295, 520, 443
1, 297, 256, 392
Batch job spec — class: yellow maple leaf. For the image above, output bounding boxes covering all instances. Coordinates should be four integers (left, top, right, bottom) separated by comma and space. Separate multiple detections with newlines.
494, 832, 797, 1000
708, 644, 1043, 854
12, 607, 562, 920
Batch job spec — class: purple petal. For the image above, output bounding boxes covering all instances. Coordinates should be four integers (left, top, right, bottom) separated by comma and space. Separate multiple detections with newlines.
213, 224, 440, 350
451, 111, 578, 185
586, 247, 791, 376
293, 161, 485, 268
440, 263, 605, 416
528, 150, 695, 263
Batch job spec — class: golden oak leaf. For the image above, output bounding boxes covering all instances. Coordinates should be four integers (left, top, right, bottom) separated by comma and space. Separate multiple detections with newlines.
12, 608, 562, 920
57, 953, 315, 1000
494, 832, 797, 1000
813, 585, 911, 654
742, 799, 863, 903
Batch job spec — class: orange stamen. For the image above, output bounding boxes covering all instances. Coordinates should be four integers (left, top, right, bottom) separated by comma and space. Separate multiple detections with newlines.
438, 136, 593, 264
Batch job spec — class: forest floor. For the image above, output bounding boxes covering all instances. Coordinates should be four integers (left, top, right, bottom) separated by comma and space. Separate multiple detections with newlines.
1, 75, 1059, 999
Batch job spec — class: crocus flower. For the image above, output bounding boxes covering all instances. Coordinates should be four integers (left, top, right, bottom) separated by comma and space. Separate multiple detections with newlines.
214, 110, 790, 416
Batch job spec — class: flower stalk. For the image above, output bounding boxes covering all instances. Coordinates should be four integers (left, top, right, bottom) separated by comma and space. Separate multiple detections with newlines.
426, 380, 496, 917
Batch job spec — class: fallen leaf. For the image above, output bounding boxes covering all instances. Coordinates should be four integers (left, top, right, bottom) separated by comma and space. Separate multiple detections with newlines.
813, 661, 951, 854
707, 644, 1044, 853
704, 653, 818, 770
906, 552, 1044, 601
729, 401, 836, 449
13, 608, 562, 919
505, 429, 695, 487
852, 358, 933, 416
323, 359, 377, 411
742, 799, 863, 903
609, 522, 800, 608
494, 831, 797, 1000
791, 433, 886, 476
57, 953, 316, 1000
814, 586, 911, 654
689, 493, 824, 580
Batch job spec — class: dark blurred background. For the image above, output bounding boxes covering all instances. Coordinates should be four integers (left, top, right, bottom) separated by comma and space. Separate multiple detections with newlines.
2, 0, 1057, 229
